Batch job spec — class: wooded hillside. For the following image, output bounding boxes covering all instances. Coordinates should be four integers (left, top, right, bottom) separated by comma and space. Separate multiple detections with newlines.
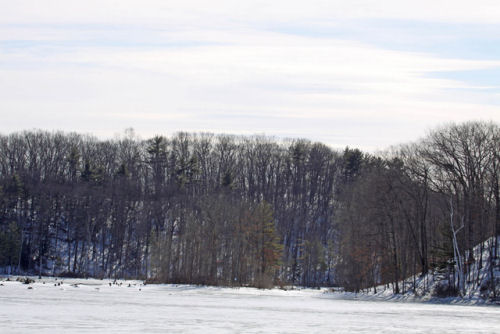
0, 122, 498, 297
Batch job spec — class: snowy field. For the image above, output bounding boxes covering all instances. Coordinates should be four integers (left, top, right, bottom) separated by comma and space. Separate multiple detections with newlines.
1, 278, 499, 333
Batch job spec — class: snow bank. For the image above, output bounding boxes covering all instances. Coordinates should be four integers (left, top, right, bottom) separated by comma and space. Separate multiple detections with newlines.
1, 276, 499, 333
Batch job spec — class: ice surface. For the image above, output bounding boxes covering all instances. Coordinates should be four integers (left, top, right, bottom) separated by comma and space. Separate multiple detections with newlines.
0, 278, 499, 333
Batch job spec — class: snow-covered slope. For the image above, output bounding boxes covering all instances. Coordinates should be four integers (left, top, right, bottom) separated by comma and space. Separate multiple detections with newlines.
329, 236, 500, 305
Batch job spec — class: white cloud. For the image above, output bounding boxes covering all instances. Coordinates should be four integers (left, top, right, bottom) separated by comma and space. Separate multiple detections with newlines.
1, 1, 500, 150
2, 1, 500, 25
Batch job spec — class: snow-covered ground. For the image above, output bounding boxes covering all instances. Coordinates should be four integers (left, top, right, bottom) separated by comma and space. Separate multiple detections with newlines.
1, 277, 499, 333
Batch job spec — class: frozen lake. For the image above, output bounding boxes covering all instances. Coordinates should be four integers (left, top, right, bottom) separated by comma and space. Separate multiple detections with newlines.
1, 278, 499, 333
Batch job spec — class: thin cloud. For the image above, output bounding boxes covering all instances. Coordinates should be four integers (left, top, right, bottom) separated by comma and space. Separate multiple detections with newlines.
3, 1, 500, 24
1, 1, 499, 150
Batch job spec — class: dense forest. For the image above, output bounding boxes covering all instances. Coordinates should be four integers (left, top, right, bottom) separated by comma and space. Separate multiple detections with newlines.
0, 122, 498, 297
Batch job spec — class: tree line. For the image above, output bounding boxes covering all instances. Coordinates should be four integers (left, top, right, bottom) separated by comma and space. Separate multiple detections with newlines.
0, 122, 498, 295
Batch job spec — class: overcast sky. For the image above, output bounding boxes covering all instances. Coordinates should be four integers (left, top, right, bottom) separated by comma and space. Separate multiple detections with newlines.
1, 1, 499, 150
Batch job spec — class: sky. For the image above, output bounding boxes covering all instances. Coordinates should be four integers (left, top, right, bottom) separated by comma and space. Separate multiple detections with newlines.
1, 1, 499, 151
